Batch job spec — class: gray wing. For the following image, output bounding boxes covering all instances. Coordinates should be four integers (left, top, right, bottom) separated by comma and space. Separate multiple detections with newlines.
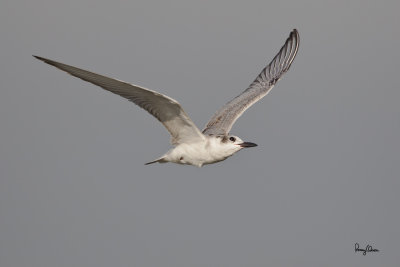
34, 56, 205, 145
203, 29, 299, 136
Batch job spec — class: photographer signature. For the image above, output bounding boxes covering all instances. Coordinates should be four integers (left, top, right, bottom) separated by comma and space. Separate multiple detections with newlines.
355, 243, 379, 255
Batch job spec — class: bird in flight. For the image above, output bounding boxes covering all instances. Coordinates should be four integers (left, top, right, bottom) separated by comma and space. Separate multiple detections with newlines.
34, 29, 299, 167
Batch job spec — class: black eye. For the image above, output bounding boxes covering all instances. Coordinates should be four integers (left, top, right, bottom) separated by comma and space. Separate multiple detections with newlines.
229, 137, 236, 142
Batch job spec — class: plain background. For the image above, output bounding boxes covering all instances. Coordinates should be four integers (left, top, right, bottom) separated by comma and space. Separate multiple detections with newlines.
1, 0, 399, 266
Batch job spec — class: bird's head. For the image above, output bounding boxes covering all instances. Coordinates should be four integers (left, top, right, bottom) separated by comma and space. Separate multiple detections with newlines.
212, 135, 257, 156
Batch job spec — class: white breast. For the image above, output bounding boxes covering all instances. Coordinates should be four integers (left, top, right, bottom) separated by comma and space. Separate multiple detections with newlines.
164, 138, 234, 167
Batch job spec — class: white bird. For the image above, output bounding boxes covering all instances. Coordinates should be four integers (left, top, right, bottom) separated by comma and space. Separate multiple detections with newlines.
34, 29, 299, 167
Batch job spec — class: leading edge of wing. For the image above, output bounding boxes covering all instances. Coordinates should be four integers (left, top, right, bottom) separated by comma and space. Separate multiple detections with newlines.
202, 29, 300, 136
33, 56, 205, 145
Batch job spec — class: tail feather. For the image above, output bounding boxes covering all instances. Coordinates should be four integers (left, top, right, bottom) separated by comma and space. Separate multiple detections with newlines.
145, 157, 167, 165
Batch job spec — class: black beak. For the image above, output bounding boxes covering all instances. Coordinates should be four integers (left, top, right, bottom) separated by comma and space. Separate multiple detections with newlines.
239, 142, 258, 148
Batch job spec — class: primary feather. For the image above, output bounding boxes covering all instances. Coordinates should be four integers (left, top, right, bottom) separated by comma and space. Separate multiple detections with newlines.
33, 56, 205, 145
203, 29, 299, 136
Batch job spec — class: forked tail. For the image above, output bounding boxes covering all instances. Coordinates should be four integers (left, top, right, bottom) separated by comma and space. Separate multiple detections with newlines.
145, 157, 168, 165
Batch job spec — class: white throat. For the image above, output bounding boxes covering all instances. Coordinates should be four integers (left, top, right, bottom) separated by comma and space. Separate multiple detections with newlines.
156, 135, 252, 167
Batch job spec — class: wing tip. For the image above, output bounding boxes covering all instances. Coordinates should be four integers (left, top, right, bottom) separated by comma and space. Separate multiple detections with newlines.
33, 55, 44, 61
277, 28, 300, 73
33, 55, 52, 65
288, 28, 300, 50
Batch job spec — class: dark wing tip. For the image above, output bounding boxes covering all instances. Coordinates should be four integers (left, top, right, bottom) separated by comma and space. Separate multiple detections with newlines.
266, 28, 300, 85
291, 29, 300, 52
285, 29, 300, 64
202, 29, 300, 136
33, 55, 44, 61
33, 55, 54, 65
290, 29, 299, 40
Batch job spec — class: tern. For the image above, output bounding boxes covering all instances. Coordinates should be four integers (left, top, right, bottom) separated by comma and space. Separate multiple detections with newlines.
34, 29, 299, 167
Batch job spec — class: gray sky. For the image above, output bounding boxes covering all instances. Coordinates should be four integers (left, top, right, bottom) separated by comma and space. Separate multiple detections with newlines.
1, 0, 399, 266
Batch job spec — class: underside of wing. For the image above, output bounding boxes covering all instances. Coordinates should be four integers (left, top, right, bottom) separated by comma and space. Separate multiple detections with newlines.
203, 29, 299, 136
34, 56, 204, 145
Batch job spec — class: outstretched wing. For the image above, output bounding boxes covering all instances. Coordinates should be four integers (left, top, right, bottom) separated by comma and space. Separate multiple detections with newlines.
34, 56, 205, 145
203, 29, 299, 136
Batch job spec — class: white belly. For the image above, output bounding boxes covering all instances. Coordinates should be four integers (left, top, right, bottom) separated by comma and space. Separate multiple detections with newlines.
164, 141, 230, 167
